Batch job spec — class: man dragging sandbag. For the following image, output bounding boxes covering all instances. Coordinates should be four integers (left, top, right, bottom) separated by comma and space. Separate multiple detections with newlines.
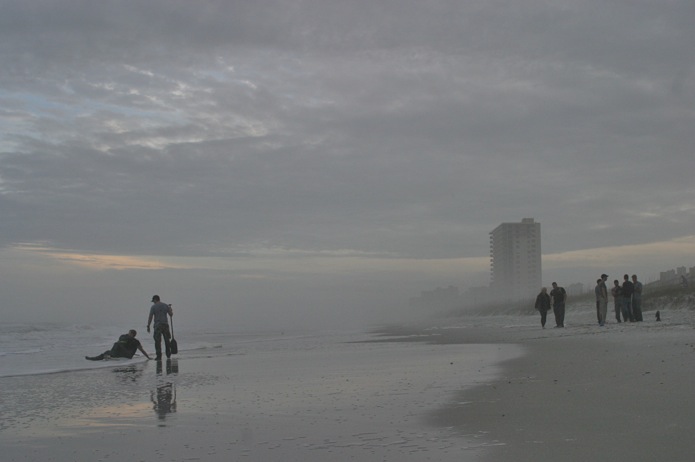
147, 295, 174, 361
86, 329, 151, 361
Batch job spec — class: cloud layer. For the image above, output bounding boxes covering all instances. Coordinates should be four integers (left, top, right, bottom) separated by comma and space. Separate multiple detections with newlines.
2, 0, 694, 328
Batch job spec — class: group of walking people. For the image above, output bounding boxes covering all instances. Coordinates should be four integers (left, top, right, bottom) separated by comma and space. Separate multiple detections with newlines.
534, 282, 567, 328
86, 295, 175, 362
534, 273, 644, 328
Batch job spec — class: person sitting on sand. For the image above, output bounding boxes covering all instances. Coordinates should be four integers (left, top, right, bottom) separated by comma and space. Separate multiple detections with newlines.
85, 329, 151, 361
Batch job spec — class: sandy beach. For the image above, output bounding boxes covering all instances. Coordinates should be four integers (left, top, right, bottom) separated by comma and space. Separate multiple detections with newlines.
375, 305, 695, 462
3, 305, 694, 462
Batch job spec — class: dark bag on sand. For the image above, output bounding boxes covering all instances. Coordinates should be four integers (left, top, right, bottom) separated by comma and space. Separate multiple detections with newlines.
169, 318, 178, 355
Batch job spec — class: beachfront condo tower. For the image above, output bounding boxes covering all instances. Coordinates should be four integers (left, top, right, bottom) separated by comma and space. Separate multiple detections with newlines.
489, 218, 542, 302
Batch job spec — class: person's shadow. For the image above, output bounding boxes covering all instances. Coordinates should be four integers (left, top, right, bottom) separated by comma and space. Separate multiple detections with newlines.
151, 358, 178, 422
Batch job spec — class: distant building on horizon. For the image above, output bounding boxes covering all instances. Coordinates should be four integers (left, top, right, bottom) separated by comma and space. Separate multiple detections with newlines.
656, 266, 695, 287
489, 218, 542, 301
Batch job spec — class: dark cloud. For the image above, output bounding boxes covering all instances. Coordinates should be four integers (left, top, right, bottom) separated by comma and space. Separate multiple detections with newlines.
1, 0, 694, 327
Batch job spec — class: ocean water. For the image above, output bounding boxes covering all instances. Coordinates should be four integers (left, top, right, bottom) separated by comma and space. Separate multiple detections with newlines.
0, 322, 361, 378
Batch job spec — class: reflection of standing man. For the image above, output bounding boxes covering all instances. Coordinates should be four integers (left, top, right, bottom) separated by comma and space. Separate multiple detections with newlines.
152, 358, 178, 420
147, 295, 173, 361
632, 275, 643, 322
550, 282, 567, 328
151, 383, 177, 420
622, 275, 635, 322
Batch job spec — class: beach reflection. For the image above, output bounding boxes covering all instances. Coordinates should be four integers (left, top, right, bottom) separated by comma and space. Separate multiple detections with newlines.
112, 364, 146, 382
151, 359, 178, 423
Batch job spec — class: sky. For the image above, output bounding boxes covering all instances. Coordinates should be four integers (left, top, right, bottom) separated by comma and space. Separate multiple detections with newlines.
1, 0, 694, 331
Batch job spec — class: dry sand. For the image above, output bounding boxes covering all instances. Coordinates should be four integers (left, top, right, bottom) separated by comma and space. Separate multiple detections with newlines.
375, 306, 695, 462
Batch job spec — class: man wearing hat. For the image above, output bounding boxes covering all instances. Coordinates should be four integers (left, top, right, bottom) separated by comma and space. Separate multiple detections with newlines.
147, 295, 174, 361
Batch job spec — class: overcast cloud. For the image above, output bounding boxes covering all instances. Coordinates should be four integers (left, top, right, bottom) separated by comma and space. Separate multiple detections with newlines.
2, 0, 694, 330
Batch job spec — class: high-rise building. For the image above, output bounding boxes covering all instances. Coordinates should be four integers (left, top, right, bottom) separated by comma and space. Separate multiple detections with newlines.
489, 218, 541, 301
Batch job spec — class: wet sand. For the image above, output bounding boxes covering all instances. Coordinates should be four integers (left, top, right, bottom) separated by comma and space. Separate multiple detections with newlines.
0, 334, 520, 462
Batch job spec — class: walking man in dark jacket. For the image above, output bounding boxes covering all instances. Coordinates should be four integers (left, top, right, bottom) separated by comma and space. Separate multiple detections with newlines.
550, 282, 567, 328
535, 287, 551, 328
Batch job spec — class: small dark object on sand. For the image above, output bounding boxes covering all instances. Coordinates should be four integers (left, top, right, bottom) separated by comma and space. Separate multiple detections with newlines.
655, 310, 661, 322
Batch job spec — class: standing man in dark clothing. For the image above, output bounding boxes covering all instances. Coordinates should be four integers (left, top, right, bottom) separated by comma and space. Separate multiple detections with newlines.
534, 287, 551, 329
632, 274, 644, 322
595, 278, 608, 326
86, 329, 151, 360
594, 279, 602, 324
550, 282, 567, 328
611, 280, 623, 322
600, 274, 609, 315
147, 295, 174, 361
621, 274, 635, 322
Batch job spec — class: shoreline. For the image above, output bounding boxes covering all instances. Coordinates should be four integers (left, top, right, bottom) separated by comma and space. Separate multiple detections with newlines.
0, 328, 518, 462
